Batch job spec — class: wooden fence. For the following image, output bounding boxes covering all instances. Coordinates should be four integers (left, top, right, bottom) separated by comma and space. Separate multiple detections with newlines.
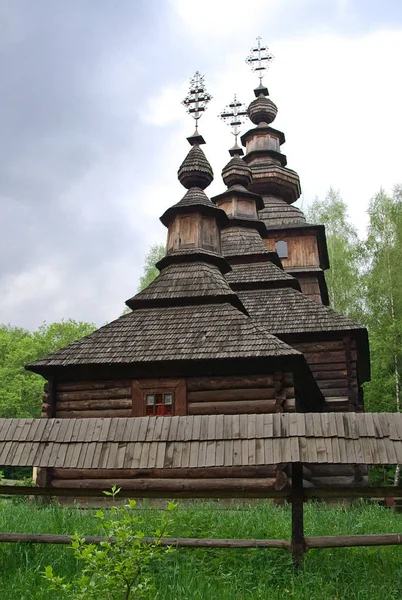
1, 465, 402, 567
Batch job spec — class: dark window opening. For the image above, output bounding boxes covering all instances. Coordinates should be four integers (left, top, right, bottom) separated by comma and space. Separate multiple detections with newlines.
145, 392, 173, 416
275, 240, 288, 259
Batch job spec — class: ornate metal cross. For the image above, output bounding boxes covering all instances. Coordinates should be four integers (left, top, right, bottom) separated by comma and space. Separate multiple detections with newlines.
219, 95, 248, 146
182, 71, 212, 132
246, 37, 274, 86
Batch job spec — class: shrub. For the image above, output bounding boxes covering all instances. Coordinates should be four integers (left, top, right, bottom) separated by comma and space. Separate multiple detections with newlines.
44, 487, 176, 599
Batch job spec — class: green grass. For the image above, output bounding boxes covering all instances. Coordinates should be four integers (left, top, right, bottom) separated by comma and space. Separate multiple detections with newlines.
0, 499, 401, 599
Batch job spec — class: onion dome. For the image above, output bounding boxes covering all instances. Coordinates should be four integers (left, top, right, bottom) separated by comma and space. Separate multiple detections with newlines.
178, 144, 214, 189
248, 95, 278, 125
222, 156, 252, 188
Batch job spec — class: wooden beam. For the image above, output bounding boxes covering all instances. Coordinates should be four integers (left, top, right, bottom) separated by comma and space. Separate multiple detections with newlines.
0, 485, 288, 499
0, 532, 290, 549
291, 462, 305, 568
305, 534, 402, 549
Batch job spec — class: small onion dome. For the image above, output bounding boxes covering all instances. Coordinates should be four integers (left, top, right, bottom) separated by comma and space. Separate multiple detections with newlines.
222, 157, 252, 188
178, 145, 214, 189
248, 95, 278, 125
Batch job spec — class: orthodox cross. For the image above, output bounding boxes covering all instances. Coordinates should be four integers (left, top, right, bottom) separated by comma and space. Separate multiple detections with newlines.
219, 95, 248, 147
246, 37, 274, 86
182, 71, 212, 133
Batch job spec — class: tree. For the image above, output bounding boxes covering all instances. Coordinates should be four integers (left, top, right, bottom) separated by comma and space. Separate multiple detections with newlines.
305, 188, 365, 321
0, 319, 96, 419
363, 187, 402, 483
138, 243, 165, 292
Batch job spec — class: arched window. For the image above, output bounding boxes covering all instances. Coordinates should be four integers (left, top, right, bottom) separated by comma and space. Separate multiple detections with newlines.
275, 240, 288, 259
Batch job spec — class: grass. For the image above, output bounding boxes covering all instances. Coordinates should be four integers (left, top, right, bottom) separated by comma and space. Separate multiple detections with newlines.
0, 499, 401, 599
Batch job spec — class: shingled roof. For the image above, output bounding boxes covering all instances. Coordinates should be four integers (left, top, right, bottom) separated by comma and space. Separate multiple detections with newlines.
127, 261, 239, 309
1, 413, 401, 468
27, 302, 301, 376
226, 261, 299, 290
259, 196, 307, 229
221, 227, 270, 258
237, 288, 365, 335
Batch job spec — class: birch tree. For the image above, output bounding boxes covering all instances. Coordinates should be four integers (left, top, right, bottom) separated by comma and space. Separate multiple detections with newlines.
364, 187, 402, 484
305, 188, 365, 321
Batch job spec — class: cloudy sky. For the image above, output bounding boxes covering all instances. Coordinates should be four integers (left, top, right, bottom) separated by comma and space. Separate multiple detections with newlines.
1, 0, 402, 330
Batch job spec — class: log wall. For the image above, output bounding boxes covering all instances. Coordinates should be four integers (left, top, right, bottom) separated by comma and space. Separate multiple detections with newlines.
186, 373, 295, 415
292, 338, 360, 411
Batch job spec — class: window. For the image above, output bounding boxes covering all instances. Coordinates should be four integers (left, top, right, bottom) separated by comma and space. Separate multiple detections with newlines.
145, 392, 173, 416
132, 379, 186, 417
275, 240, 288, 259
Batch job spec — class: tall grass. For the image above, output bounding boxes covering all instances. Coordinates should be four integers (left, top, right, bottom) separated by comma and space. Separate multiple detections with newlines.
0, 499, 401, 599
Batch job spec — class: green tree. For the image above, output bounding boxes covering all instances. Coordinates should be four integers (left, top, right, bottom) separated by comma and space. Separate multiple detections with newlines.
362, 186, 402, 483
138, 243, 165, 292
305, 188, 365, 321
0, 319, 96, 419
122, 243, 165, 315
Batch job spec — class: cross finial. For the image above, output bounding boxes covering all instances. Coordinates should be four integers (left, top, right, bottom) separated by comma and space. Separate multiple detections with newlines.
219, 95, 248, 155
182, 71, 212, 136
246, 37, 274, 88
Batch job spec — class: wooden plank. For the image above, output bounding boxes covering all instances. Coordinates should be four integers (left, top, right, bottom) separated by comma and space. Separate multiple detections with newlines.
224, 440, 234, 467
139, 442, 151, 469
206, 440, 216, 468
187, 388, 276, 402
147, 442, 159, 469
215, 440, 225, 467
189, 442, 200, 468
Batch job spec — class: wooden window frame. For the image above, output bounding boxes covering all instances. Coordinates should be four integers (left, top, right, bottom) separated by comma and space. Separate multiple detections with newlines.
132, 378, 186, 417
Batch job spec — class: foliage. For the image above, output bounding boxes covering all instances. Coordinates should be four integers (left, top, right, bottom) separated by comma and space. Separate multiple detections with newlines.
138, 243, 165, 292
305, 188, 365, 321
44, 488, 176, 600
363, 187, 402, 415
0, 319, 96, 420
0, 501, 401, 599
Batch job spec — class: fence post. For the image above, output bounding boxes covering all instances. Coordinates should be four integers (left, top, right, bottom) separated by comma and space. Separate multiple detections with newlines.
291, 462, 305, 568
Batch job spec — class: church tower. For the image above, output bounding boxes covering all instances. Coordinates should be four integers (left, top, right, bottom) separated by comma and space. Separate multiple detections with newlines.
240, 39, 329, 304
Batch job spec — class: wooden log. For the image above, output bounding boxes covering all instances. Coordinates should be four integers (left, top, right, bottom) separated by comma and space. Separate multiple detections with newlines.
56, 399, 131, 412
50, 477, 278, 491
311, 476, 359, 487
294, 340, 345, 352
187, 375, 275, 392
187, 388, 276, 402
57, 381, 130, 392
309, 362, 348, 372
55, 409, 132, 419
303, 351, 348, 365
0, 484, 289, 499
308, 465, 360, 478
57, 388, 131, 401
0, 532, 290, 549
314, 370, 348, 380
317, 379, 348, 390
284, 399, 296, 412
51, 466, 279, 480
188, 400, 277, 415
321, 388, 349, 397
305, 534, 402, 549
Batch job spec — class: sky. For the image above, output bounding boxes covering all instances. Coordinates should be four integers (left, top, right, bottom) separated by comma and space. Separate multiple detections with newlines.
1, 0, 402, 330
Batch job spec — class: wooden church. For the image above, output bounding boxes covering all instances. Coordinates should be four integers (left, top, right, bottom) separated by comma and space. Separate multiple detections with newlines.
27, 42, 370, 490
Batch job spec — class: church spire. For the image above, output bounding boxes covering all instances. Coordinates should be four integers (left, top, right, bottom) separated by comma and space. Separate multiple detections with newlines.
241, 38, 301, 206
